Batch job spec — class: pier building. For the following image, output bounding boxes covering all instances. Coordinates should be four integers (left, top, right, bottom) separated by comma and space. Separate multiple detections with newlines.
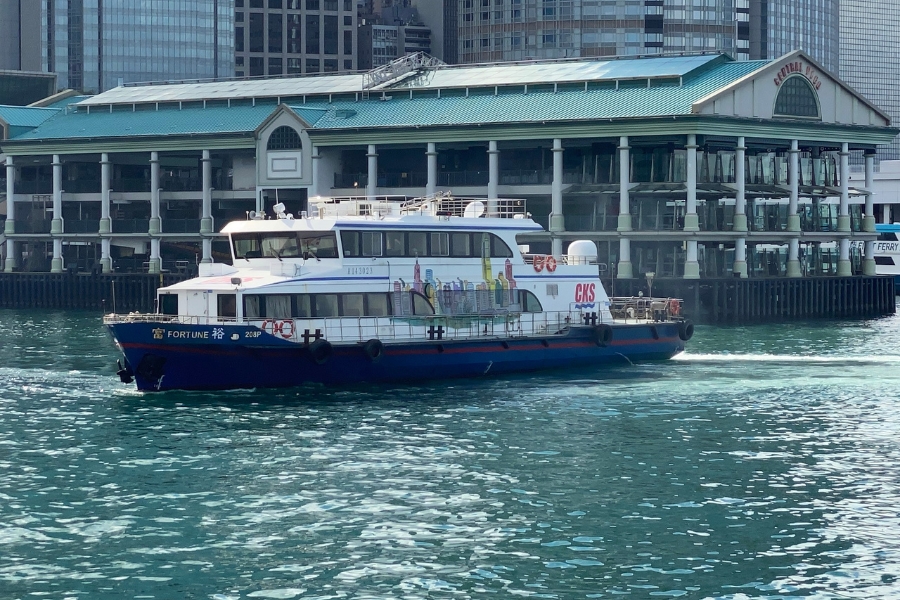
0, 50, 896, 319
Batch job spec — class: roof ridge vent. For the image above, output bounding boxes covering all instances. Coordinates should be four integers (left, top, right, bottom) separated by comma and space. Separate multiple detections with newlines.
363, 52, 445, 90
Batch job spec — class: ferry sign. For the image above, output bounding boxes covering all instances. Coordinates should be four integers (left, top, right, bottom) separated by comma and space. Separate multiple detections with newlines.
875, 241, 900, 254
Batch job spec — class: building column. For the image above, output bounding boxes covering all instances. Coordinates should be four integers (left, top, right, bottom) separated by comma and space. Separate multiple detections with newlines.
148, 151, 161, 273
617, 136, 633, 279
549, 138, 564, 257
487, 140, 499, 216
684, 241, 699, 280
202, 238, 212, 264
4, 157, 15, 272
99, 153, 112, 272
734, 238, 748, 278
838, 143, 852, 276
786, 140, 801, 277
201, 150, 213, 234
101, 238, 111, 274
684, 134, 699, 232
311, 146, 321, 198
366, 144, 377, 198
50, 155, 63, 273
426, 142, 437, 197
883, 204, 892, 225
864, 150, 877, 275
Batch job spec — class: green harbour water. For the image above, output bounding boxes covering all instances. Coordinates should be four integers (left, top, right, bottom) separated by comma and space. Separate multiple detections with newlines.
2, 308, 900, 599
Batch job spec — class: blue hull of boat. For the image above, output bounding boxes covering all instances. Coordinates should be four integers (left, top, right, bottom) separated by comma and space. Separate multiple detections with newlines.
107, 322, 686, 391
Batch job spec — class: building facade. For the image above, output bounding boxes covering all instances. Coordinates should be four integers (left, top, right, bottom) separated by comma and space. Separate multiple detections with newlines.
840, 0, 900, 161
37, 0, 234, 93
234, 0, 357, 77
456, 0, 838, 73
0, 0, 42, 72
0, 51, 893, 284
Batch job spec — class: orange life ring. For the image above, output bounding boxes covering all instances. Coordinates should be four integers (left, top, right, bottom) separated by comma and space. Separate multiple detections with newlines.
277, 319, 295, 339
545, 256, 557, 272
261, 319, 275, 334
667, 298, 681, 317
533, 255, 545, 272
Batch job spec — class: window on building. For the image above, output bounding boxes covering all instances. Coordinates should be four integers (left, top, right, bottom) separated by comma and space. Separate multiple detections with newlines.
249, 56, 264, 76
306, 15, 320, 53
267, 126, 302, 150
249, 13, 264, 52
268, 13, 283, 52
773, 76, 821, 119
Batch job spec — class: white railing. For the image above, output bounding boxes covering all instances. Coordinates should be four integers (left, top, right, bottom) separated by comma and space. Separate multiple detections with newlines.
309, 193, 527, 220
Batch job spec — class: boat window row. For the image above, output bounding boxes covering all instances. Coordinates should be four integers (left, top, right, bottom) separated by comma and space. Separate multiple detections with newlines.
232, 231, 339, 260
340, 230, 513, 258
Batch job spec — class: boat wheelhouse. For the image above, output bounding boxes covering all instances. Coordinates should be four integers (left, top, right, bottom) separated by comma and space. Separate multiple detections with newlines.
105, 194, 692, 391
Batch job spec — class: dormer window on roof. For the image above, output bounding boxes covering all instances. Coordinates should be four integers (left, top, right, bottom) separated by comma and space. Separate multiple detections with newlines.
773, 75, 821, 120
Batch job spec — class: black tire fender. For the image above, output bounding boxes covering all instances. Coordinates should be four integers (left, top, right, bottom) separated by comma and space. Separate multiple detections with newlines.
678, 320, 694, 342
362, 338, 384, 362
593, 324, 613, 347
309, 339, 333, 365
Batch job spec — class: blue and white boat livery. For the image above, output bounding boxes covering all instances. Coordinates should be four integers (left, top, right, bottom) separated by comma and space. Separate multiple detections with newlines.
105, 194, 693, 391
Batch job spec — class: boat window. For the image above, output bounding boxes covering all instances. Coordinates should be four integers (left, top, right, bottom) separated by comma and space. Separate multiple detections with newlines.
491, 234, 513, 257
244, 295, 261, 318
385, 230, 404, 256
267, 295, 292, 319
411, 291, 434, 315
294, 294, 312, 317
218, 294, 236, 319
451, 232, 471, 257
299, 232, 338, 259
362, 231, 383, 256
342, 293, 365, 316
340, 231, 360, 257
232, 233, 262, 259
159, 293, 178, 315
431, 232, 449, 256
366, 293, 391, 316
261, 234, 300, 259
314, 294, 339, 317
521, 290, 543, 312
408, 231, 428, 257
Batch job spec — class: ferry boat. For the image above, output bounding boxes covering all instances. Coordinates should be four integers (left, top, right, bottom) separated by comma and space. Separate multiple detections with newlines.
104, 194, 692, 392
874, 223, 900, 289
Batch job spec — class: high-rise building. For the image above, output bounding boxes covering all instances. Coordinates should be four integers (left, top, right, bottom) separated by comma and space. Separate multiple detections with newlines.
0, 0, 42, 72
456, 0, 838, 73
234, 0, 357, 77
841, 0, 900, 161
38, 0, 234, 93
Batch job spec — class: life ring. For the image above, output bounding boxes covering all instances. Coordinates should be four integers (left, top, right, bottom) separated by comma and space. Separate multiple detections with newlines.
545, 256, 557, 272
362, 338, 384, 362
533, 255, 545, 272
678, 320, 694, 342
261, 319, 275, 334
667, 298, 681, 317
593, 324, 613, 347
277, 319, 295, 339
309, 339, 333, 364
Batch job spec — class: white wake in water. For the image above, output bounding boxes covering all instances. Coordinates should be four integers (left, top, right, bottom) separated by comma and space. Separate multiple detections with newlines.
674, 352, 900, 364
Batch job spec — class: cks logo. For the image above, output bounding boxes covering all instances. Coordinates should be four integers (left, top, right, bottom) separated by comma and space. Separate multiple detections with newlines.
575, 283, 596, 303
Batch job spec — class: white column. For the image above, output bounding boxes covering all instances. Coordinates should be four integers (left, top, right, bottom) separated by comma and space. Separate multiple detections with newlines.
864, 151, 876, 232
617, 136, 633, 279
311, 146, 321, 198
487, 140, 499, 216
883, 204, 892, 225
787, 239, 801, 278
426, 142, 437, 197
50, 154, 63, 273
202, 238, 212, 264
201, 150, 213, 234
684, 240, 699, 279
733, 137, 747, 232
734, 237, 747, 278
366, 144, 377, 198
101, 238, 111, 274
864, 236, 876, 276
148, 151, 161, 273
684, 134, 699, 232
100, 152, 111, 234
550, 138, 564, 257
787, 140, 800, 231
4, 157, 15, 272
837, 143, 851, 276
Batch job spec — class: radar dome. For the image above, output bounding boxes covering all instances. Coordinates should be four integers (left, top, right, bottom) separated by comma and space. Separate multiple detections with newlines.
567, 240, 597, 265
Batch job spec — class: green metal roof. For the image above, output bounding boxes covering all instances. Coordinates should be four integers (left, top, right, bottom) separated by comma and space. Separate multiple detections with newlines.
301, 60, 767, 130
0, 105, 60, 128
9, 103, 278, 141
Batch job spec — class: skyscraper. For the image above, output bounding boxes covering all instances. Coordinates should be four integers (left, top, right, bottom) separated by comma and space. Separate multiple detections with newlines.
0, 0, 42, 72
840, 0, 900, 161
39, 0, 234, 93
456, 0, 838, 73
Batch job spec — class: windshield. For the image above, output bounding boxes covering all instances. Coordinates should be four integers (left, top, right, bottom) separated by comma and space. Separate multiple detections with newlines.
232, 231, 339, 260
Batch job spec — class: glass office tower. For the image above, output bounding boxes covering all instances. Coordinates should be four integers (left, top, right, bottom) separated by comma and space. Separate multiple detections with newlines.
841, 0, 900, 161
457, 0, 838, 73
41, 0, 234, 93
